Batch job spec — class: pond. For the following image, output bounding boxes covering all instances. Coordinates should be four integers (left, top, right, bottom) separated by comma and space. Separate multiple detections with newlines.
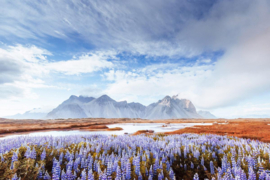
2, 123, 212, 138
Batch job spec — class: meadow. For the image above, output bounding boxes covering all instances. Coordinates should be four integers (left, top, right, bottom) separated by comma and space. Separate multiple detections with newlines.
1, 133, 270, 180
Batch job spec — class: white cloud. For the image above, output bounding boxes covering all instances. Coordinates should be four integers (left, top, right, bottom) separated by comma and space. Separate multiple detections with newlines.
103, 64, 214, 106
103, 28, 270, 113
0, 44, 51, 100
0, 45, 116, 101
47, 51, 116, 75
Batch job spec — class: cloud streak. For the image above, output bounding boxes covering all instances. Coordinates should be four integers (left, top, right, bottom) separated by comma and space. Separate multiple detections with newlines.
1, 0, 269, 57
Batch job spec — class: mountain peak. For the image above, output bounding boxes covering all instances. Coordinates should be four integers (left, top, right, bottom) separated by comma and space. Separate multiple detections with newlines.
160, 96, 172, 106
163, 95, 171, 100
67, 95, 94, 103
96, 95, 114, 102
69, 95, 78, 100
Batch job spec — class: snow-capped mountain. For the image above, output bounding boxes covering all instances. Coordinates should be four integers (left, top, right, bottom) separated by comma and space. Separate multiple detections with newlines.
46, 94, 204, 119
198, 110, 217, 119
46, 95, 94, 119
47, 95, 146, 119
144, 95, 202, 119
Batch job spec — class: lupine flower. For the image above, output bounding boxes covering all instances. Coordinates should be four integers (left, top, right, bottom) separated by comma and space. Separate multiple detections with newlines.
193, 173, 199, 180
12, 173, 18, 180
12, 152, 18, 162
191, 162, 194, 169
41, 149, 46, 160
210, 161, 215, 174
201, 156, 204, 166
126, 161, 131, 180
169, 168, 175, 180
44, 171, 51, 180
30, 148, 36, 159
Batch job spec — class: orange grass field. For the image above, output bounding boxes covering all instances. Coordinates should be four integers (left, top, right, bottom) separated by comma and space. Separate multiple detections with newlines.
165, 120, 270, 142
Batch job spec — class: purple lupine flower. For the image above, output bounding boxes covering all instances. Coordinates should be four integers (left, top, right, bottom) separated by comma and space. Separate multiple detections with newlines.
81, 169, 86, 180
12, 173, 18, 180
248, 167, 256, 180
31, 148, 36, 159
12, 151, 18, 162
149, 165, 153, 177
41, 149, 46, 160
191, 162, 194, 169
158, 173, 163, 180
138, 172, 143, 180
193, 173, 199, 180
107, 162, 112, 176
66, 168, 73, 180
166, 161, 170, 171
116, 166, 121, 180
52, 162, 61, 180
88, 169, 94, 180
10, 161, 14, 170
210, 161, 215, 175
38, 168, 43, 179
25, 147, 31, 158
61, 169, 66, 180
169, 168, 175, 180
135, 157, 140, 175
44, 171, 51, 180
201, 157, 204, 166
126, 161, 131, 180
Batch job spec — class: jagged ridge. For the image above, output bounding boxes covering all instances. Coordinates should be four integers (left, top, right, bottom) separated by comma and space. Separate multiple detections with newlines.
46, 94, 203, 119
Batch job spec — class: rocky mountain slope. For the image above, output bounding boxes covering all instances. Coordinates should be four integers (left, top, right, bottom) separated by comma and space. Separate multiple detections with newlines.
144, 95, 202, 119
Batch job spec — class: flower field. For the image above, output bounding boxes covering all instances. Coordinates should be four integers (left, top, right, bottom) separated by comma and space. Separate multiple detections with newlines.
1, 134, 270, 180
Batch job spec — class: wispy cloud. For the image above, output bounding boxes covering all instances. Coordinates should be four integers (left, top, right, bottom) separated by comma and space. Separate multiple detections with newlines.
1, 0, 269, 57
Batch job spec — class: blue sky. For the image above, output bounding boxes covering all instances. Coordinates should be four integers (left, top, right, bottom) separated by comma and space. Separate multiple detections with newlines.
1, 0, 270, 118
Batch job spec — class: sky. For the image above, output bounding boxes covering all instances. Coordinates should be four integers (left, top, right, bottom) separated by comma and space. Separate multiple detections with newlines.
1, 0, 270, 118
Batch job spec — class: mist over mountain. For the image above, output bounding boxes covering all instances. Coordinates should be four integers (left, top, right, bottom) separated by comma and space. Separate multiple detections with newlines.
198, 110, 217, 119
4, 107, 52, 119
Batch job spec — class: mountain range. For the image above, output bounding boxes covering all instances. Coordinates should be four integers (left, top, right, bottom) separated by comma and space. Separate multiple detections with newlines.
5, 95, 216, 120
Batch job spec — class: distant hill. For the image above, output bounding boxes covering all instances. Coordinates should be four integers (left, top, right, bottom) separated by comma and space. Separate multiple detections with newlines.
198, 110, 217, 119
4, 107, 52, 119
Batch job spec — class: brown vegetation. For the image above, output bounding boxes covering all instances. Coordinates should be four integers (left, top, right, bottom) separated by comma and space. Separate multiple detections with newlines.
133, 130, 155, 135
107, 127, 123, 131
165, 120, 270, 142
